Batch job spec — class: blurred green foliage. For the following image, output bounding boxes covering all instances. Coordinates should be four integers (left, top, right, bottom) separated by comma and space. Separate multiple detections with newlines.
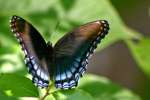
0, 0, 149, 100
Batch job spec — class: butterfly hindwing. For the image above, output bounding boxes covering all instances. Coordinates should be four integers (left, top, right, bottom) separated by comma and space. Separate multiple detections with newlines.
10, 15, 53, 88
54, 20, 109, 89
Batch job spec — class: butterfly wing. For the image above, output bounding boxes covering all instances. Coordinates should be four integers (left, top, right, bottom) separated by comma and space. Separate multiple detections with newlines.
10, 15, 53, 88
54, 20, 109, 89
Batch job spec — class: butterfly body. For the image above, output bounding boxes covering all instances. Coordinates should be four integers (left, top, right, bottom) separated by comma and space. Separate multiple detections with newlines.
10, 15, 109, 89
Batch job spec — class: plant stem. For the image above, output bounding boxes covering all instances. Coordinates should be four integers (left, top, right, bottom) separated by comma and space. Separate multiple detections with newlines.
40, 87, 50, 100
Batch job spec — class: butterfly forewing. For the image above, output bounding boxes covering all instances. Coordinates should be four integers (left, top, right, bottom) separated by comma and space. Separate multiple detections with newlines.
54, 20, 109, 89
10, 15, 53, 88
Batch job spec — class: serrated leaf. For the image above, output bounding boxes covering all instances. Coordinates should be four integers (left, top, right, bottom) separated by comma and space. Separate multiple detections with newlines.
0, 73, 38, 97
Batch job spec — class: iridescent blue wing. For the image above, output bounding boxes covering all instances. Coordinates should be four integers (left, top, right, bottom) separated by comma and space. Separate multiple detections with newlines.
10, 15, 53, 88
54, 20, 109, 89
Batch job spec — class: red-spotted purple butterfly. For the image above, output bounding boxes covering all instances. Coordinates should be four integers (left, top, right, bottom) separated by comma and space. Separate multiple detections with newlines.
10, 15, 109, 89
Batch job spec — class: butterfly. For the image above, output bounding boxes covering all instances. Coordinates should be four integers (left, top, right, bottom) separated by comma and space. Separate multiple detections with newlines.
10, 15, 109, 89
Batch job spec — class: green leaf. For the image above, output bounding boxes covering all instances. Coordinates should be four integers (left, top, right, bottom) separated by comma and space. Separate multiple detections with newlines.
126, 38, 150, 78
44, 94, 55, 100
0, 54, 27, 75
52, 89, 93, 100
78, 74, 141, 100
18, 97, 38, 100
0, 90, 18, 100
0, 73, 39, 97
0, 0, 56, 15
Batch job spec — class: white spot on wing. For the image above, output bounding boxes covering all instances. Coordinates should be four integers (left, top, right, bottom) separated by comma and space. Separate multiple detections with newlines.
86, 52, 90, 57
61, 72, 66, 80
24, 50, 28, 55
31, 59, 36, 65
104, 24, 107, 27
34, 77, 38, 83
85, 59, 88, 64
56, 83, 62, 88
70, 80, 75, 85
37, 68, 41, 76
17, 38, 21, 42
75, 73, 80, 82
103, 28, 107, 31
24, 57, 29, 64
40, 71, 45, 79
33, 64, 38, 70
70, 67, 76, 73
95, 21, 100, 24
56, 74, 60, 81
63, 82, 68, 86
101, 20, 105, 24
93, 41, 97, 46
39, 80, 43, 84
13, 16, 17, 19
76, 58, 81, 62
11, 29, 15, 32
66, 71, 72, 78
14, 33, 20, 37
44, 74, 49, 81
